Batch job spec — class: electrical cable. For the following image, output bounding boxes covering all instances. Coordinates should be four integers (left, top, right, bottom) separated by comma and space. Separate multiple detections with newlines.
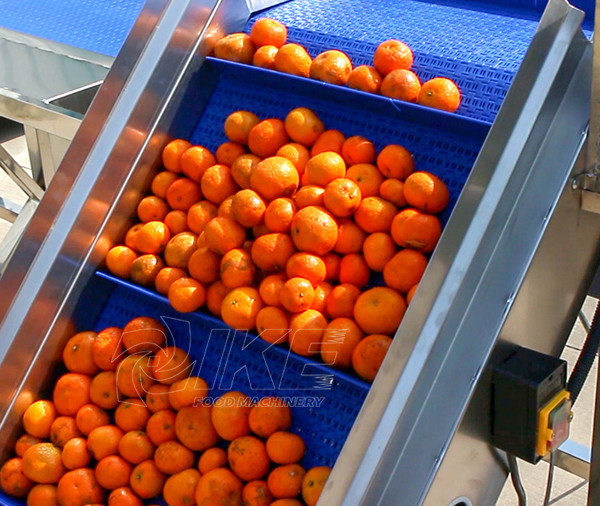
507, 453, 527, 506
542, 451, 555, 506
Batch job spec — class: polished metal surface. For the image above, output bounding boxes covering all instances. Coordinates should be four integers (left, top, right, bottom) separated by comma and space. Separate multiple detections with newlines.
320, 1, 594, 504
0, 0, 249, 461
550, 440, 591, 480
0, 145, 43, 200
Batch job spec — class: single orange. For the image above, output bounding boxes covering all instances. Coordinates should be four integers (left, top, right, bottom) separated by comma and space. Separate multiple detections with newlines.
266, 432, 305, 465
216, 141, 246, 167
154, 440, 195, 475
323, 178, 362, 218
379, 178, 407, 206
346, 163, 384, 197
164, 231, 197, 269
56, 468, 103, 506
95, 455, 132, 490
352, 334, 393, 381
251, 232, 296, 272
293, 184, 325, 209
363, 232, 397, 271
162, 139, 191, 173
383, 248, 428, 293
403, 171, 450, 214
311, 129, 345, 157
290, 206, 338, 255
49, 416, 80, 448
204, 216, 247, 255
418, 77, 461, 112
175, 405, 220, 452
89, 371, 119, 410
23, 400, 57, 439
243, 480, 273, 506
274, 43, 312, 78
326, 283, 361, 319
198, 447, 228, 474
130, 254, 165, 287
221, 248, 256, 288
214, 33, 255, 64
231, 153, 261, 189
92, 326, 123, 372
341, 136, 376, 165
310, 50, 352, 85
145, 410, 176, 447
334, 220, 366, 254
210, 391, 253, 441
125, 223, 143, 251
250, 18, 287, 47
302, 466, 331, 506
146, 384, 171, 413
373, 39, 413, 75
123, 316, 165, 354
75, 404, 109, 436
136, 221, 171, 255
248, 119, 289, 158
391, 208, 442, 252
224, 110, 260, 145
276, 143, 310, 173
221, 287, 264, 330
61, 437, 91, 470
354, 196, 397, 233
206, 280, 231, 317
280, 277, 315, 313
22, 443, 65, 484
137, 195, 169, 223
53, 374, 91, 416
305, 151, 346, 186
339, 253, 370, 287
311, 281, 332, 314
151, 170, 178, 198
188, 247, 221, 284
87, 425, 124, 461
168, 277, 206, 313
321, 318, 364, 368
0, 458, 33, 498
180, 145, 216, 183
163, 468, 201, 506
108, 486, 143, 506
106, 245, 137, 278
26, 483, 58, 505
115, 398, 151, 432
187, 200, 218, 234
129, 460, 166, 499
264, 197, 297, 232
347, 65, 382, 94
256, 306, 290, 344
231, 189, 266, 227
201, 164, 238, 205
267, 464, 305, 499
248, 397, 292, 438
381, 69, 421, 102
228, 436, 270, 481
168, 376, 209, 411
116, 355, 156, 398
289, 309, 327, 357
353, 286, 407, 335
284, 107, 325, 147
166, 177, 203, 211
286, 252, 327, 286
195, 468, 243, 506
254, 45, 278, 69
152, 346, 192, 385
155, 267, 187, 295
259, 273, 287, 306
250, 156, 299, 200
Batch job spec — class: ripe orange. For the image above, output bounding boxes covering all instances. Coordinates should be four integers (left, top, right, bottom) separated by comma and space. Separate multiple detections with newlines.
256, 306, 290, 344
264, 197, 296, 232
380, 69, 421, 102
169, 376, 209, 411
305, 151, 346, 186
195, 468, 243, 506
151, 170, 178, 198
166, 177, 203, 211
211, 391, 252, 441
352, 334, 393, 381
302, 466, 331, 506
251, 232, 296, 271
248, 119, 289, 158
108, 486, 143, 506
145, 411, 176, 447
231, 189, 266, 227
403, 171, 450, 214
155, 267, 187, 295
250, 156, 299, 200
95, 455, 132, 490
418, 77, 461, 112
310, 50, 352, 85
311, 129, 345, 157
198, 447, 227, 474
137, 196, 169, 223
259, 273, 287, 306
274, 43, 312, 78
231, 153, 261, 189
206, 280, 230, 317
326, 283, 361, 320
0, 458, 33, 498
284, 107, 325, 147
23, 400, 57, 439
56, 468, 103, 506
251, 18, 287, 47
221, 286, 263, 330
61, 437, 91, 470
15, 435, 41, 458
248, 397, 292, 438
334, 220, 366, 254
175, 405, 220, 451
75, 404, 109, 436
180, 145, 216, 183
125, 223, 143, 251
228, 436, 270, 481
323, 252, 341, 281
163, 468, 201, 506
346, 163, 383, 198
115, 398, 151, 432
224, 110, 260, 145
188, 247, 220, 284
146, 384, 170, 413
116, 355, 156, 398
164, 210, 189, 235
290, 206, 338, 255
27, 484, 58, 505
216, 141, 246, 167
130, 254, 164, 286
89, 371, 119, 410
379, 178, 407, 206
373, 39, 413, 75
280, 277, 315, 313
341, 136, 375, 165
204, 216, 247, 255
151, 346, 192, 385
129, 460, 166, 499
289, 310, 327, 357
339, 253, 370, 287
311, 281, 332, 313
243, 480, 273, 506
321, 318, 363, 368
266, 432, 306, 465
254, 45, 278, 69
87, 425, 124, 461
49, 416, 81, 447
187, 200, 218, 234
286, 252, 326, 286
353, 286, 406, 335
53, 373, 91, 416
201, 164, 238, 205
214, 33, 256, 64
106, 246, 137, 278
293, 184, 325, 209
267, 464, 305, 499
164, 231, 197, 268
221, 248, 256, 288
123, 316, 165, 354
363, 232, 396, 271
154, 440, 195, 475
276, 143, 310, 173
391, 208, 442, 252
407, 283, 418, 304
22, 443, 65, 483
347, 65, 382, 94
162, 139, 191, 173
354, 196, 397, 233
383, 249, 428, 293
136, 221, 171, 255
323, 178, 362, 217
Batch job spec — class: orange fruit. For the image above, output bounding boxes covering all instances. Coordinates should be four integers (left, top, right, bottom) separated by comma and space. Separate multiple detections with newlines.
23, 400, 57, 439
286, 252, 326, 286
214, 33, 255, 64
248, 119, 289, 158
87, 425, 123, 461
164, 231, 197, 268
346, 163, 383, 197
341, 136, 375, 165
180, 145, 216, 183
266, 432, 305, 465
216, 141, 246, 166
379, 178, 407, 206
339, 253, 370, 287
352, 334, 393, 381
92, 327, 123, 372
1, 458, 33, 498
243, 480, 273, 506
323, 178, 362, 218
146, 411, 176, 447
403, 171, 450, 214
116, 355, 155, 398
151, 346, 192, 385
175, 405, 220, 451
136, 221, 171, 255
206, 280, 231, 317
259, 274, 287, 306
89, 371, 119, 410
53, 373, 91, 416
155, 267, 187, 295
95, 455, 132, 490
106, 245, 137, 278
123, 316, 165, 354
322, 252, 341, 281
290, 206, 338, 255
129, 460, 166, 499
118, 430, 156, 465
221, 248, 256, 288
61, 437, 91, 470
264, 197, 297, 232
305, 151, 346, 186
284, 107, 325, 147
310, 281, 332, 313
195, 468, 243, 506
310, 50, 352, 85
231, 154, 261, 189
166, 177, 203, 211
276, 143, 310, 173
22, 443, 65, 484
274, 43, 312, 78
163, 469, 201, 506
253, 45, 278, 69
302, 466, 331, 506
198, 447, 228, 474
163, 139, 191, 172
114, 398, 151, 432
130, 254, 164, 286
373, 39, 413, 75
151, 170, 178, 198
201, 164, 237, 205
288, 309, 327, 356
391, 208, 442, 252
251, 232, 296, 272
49, 416, 81, 447
321, 318, 363, 368
250, 18, 287, 47
27, 484, 58, 505
418, 77, 461, 112
188, 247, 220, 284
354, 196, 397, 233
108, 486, 143, 506
187, 200, 218, 234
311, 129, 345, 157
267, 464, 305, 499
256, 306, 290, 344
228, 436, 270, 481
381, 69, 421, 102
248, 397, 291, 438
154, 440, 195, 475
137, 195, 169, 223
250, 156, 299, 200
146, 384, 170, 413
56, 468, 103, 506
164, 209, 190, 235
204, 216, 247, 255
280, 277, 315, 313
168, 376, 209, 411
347, 65, 382, 94
363, 232, 396, 271
407, 283, 418, 304
211, 391, 253, 441
15, 435, 42, 458
271, 499, 302, 506
221, 286, 263, 330
383, 248, 428, 293
224, 111, 261, 144
334, 220, 366, 254
231, 189, 266, 227
293, 184, 325, 209
353, 286, 407, 335
125, 223, 143, 251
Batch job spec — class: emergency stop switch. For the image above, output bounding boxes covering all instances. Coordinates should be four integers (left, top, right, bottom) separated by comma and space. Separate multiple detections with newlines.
491, 346, 572, 464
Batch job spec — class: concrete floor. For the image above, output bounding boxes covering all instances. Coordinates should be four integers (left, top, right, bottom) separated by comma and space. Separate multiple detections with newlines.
0, 119, 597, 505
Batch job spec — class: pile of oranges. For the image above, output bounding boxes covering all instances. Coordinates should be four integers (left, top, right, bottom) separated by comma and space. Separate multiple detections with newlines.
214, 18, 461, 113
105, 106, 450, 383
0, 318, 330, 506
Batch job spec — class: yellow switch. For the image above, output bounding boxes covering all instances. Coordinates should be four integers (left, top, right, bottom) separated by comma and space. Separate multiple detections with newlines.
537, 389, 572, 457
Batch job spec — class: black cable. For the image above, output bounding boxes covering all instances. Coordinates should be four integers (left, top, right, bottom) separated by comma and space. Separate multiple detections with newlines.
542, 451, 555, 506
568, 300, 600, 403
507, 453, 527, 506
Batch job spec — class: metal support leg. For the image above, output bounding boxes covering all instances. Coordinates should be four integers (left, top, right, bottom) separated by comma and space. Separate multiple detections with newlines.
23, 125, 43, 188
0, 145, 43, 201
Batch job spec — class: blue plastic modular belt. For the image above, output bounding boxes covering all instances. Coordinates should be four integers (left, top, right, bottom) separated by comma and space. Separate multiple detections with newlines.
249, 0, 548, 123
0, 0, 145, 57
